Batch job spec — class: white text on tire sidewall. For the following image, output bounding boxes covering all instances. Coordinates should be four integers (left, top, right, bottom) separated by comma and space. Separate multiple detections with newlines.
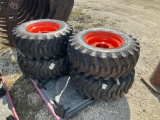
10, 2, 20, 9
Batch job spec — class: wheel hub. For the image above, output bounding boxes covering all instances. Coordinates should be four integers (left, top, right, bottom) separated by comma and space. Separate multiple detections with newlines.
84, 32, 124, 49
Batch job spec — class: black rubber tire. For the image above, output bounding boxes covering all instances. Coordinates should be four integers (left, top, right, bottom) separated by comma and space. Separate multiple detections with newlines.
17, 54, 69, 81
53, 0, 74, 22
13, 19, 73, 59
70, 70, 135, 101
68, 28, 140, 80
0, 0, 8, 11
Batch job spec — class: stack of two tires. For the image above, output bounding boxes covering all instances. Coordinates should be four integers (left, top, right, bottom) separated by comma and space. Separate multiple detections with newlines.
68, 28, 140, 100
13, 19, 73, 83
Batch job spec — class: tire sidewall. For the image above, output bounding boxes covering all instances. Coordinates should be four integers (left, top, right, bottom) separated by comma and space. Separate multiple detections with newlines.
16, 19, 68, 36
75, 28, 135, 52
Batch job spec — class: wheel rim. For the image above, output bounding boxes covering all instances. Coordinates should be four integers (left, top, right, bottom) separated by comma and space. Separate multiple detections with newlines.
84, 32, 124, 49
26, 22, 60, 33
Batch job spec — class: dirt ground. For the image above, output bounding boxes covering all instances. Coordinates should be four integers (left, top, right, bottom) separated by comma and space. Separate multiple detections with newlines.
0, 0, 160, 120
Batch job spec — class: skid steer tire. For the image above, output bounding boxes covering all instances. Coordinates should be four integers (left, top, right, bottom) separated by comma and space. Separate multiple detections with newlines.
70, 70, 135, 101
13, 19, 73, 59
17, 54, 69, 81
69, 28, 140, 80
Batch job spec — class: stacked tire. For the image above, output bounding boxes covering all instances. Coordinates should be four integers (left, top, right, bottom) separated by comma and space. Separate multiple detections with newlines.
68, 28, 140, 100
0, 0, 74, 47
13, 19, 73, 83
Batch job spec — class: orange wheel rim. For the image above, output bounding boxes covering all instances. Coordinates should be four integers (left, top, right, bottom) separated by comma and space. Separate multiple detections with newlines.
26, 22, 60, 33
84, 32, 124, 49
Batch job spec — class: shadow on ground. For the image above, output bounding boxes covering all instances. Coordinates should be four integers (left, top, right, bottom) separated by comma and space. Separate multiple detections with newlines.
8, 75, 131, 120
141, 79, 160, 102
8, 75, 53, 120
152, 92, 160, 102
71, 96, 130, 120
0, 49, 19, 76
